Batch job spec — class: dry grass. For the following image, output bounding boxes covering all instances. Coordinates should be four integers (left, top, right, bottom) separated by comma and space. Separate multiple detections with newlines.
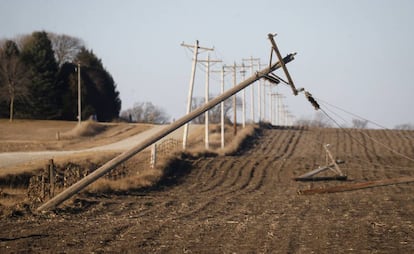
0, 122, 259, 211
87, 151, 182, 193
219, 125, 257, 155
85, 125, 259, 194
88, 163, 165, 193
60, 120, 107, 139
0, 151, 119, 178
0, 119, 76, 141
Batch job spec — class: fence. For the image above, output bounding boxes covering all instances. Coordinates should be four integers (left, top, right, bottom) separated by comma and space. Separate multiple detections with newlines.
150, 138, 181, 168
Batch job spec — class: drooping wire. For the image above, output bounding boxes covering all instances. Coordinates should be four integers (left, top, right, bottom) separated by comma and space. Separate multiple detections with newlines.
316, 97, 388, 129
319, 107, 414, 163
320, 103, 349, 127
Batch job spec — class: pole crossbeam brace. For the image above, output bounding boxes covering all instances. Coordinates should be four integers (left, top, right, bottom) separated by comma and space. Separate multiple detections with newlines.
267, 34, 298, 96
181, 42, 214, 52
37, 52, 296, 212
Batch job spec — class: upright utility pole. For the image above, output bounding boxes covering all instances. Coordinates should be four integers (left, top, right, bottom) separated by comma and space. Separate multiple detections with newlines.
243, 57, 260, 123
204, 54, 210, 149
212, 66, 227, 149
258, 62, 264, 122
240, 64, 246, 128
181, 41, 214, 149
272, 93, 285, 126
220, 66, 225, 149
232, 63, 237, 134
198, 54, 221, 150
77, 62, 81, 125
224, 63, 245, 135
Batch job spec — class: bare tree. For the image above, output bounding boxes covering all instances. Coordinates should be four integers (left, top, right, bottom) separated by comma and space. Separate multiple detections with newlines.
394, 123, 414, 130
312, 112, 333, 127
121, 101, 170, 124
191, 95, 239, 124
295, 112, 332, 128
0, 40, 30, 122
352, 118, 368, 129
48, 33, 84, 66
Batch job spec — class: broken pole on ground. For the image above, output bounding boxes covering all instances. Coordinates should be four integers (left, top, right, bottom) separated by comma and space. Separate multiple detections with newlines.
294, 144, 347, 181
298, 176, 414, 195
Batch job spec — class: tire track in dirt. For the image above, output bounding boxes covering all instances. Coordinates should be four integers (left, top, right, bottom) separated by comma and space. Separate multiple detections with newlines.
152, 129, 301, 225
394, 130, 414, 161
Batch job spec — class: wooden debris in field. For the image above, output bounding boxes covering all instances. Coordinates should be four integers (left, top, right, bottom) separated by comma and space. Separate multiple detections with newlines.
298, 176, 414, 195
294, 144, 347, 181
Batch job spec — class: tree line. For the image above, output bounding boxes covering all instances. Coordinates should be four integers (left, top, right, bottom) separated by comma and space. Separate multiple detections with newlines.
0, 31, 121, 122
119, 95, 240, 125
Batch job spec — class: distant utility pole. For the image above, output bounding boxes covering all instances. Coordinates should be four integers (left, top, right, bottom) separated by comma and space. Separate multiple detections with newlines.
198, 54, 221, 150
77, 62, 81, 125
212, 66, 228, 149
220, 66, 225, 149
272, 93, 285, 126
181, 40, 214, 149
242, 57, 260, 123
240, 64, 246, 128
258, 62, 265, 122
224, 63, 245, 135
265, 81, 276, 122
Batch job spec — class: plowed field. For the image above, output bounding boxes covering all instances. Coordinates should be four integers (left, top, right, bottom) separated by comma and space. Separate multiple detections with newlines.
1, 127, 414, 253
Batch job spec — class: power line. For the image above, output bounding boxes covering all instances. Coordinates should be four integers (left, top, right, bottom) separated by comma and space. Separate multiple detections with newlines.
320, 108, 414, 163
316, 97, 388, 129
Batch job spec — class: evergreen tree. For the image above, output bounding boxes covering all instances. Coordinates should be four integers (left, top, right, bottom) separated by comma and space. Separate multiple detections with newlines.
59, 48, 121, 121
20, 31, 63, 119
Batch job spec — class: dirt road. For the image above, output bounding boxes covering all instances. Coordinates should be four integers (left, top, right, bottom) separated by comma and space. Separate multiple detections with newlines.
1, 127, 414, 253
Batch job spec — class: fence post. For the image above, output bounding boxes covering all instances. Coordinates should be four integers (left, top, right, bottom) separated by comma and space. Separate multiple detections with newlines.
49, 159, 55, 197
41, 174, 45, 200
150, 143, 157, 168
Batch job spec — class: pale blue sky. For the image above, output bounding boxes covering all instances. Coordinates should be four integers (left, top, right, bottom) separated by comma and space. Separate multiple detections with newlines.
1, 0, 413, 128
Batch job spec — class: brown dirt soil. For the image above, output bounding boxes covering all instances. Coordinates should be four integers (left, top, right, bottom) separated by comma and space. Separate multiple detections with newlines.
1, 126, 414, 253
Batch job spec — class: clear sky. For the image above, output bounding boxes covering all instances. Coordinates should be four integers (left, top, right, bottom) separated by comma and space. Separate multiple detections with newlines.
1, 0, 413, 128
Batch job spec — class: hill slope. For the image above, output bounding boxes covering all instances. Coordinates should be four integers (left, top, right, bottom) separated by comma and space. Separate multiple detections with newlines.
1, 127, 414, 253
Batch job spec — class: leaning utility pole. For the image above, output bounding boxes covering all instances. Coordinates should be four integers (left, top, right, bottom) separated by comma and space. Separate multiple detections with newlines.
198, 54, 221, 149
37, 34, 297, 212
181, 41, 214, 149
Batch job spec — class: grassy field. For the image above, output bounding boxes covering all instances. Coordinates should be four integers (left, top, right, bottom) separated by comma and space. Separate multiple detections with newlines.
0, 119, 152, 152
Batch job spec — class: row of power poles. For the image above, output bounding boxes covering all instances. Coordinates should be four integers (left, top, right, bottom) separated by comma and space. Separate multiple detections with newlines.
180, 40, 295, 150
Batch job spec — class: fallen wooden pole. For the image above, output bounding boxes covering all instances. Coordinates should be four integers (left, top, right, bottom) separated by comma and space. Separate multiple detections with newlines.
298, 176, 414, 195
37, 52, 296, 211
